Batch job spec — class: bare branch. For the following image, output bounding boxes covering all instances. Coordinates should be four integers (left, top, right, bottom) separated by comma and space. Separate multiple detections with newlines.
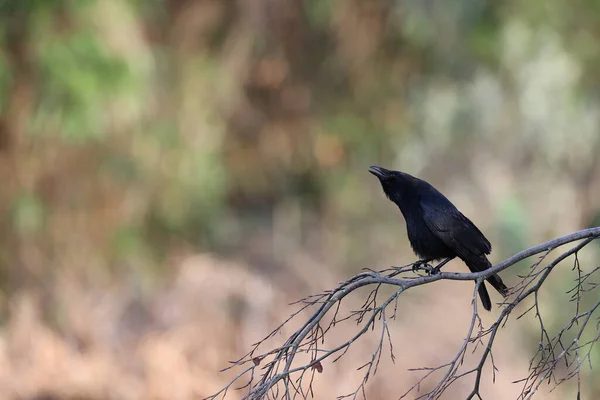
206, 227, 600, 400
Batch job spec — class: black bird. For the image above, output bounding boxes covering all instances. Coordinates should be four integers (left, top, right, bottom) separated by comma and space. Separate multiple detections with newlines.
369, 165, 508, 311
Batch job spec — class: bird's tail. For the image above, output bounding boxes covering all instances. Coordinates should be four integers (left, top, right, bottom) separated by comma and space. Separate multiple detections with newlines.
478, 284, 492, 311
466, 256, 509, 310
486, 273, 509, 297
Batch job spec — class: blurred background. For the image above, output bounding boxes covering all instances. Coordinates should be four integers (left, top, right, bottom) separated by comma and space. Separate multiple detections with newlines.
0, 0, 600, 399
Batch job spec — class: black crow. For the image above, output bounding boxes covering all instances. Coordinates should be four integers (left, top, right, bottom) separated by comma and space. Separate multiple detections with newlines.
369, 165, 508, 311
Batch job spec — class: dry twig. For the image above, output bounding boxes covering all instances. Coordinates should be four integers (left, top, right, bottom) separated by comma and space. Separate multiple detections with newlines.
206, 227, 600, 400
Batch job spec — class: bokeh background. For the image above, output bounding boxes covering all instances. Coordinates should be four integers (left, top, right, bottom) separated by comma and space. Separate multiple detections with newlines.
1, 0, 600, 399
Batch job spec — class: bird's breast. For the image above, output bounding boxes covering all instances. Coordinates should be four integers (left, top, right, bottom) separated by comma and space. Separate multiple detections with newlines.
405, 218, 454, 260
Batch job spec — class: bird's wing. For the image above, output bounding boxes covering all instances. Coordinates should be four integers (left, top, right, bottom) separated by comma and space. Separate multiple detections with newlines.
421, 202, 491, 258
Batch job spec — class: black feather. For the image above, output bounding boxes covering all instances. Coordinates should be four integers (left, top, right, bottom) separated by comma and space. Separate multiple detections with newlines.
370, 166, 508, 311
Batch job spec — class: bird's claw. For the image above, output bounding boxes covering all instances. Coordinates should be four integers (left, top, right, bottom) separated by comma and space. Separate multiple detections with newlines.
430, 266, 442, 275
412, 261, 434, 274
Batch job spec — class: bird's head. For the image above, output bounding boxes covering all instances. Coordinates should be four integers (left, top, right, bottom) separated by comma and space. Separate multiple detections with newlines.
369, 165, 395, 181
369, 165, 415, 203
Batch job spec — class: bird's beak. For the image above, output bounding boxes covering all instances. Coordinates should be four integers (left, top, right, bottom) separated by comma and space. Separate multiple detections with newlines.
369, 165, 391, 180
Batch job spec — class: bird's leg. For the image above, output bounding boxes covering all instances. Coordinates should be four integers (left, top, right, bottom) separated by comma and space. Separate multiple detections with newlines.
412, 258, 435, 273
431, 256, 455, 274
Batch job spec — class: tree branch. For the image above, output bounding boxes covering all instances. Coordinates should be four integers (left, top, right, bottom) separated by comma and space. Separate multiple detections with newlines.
206, 227, 600, 400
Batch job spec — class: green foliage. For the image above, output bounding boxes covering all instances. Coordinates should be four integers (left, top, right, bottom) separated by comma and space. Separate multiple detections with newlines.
0, 41, 11, 111
10, 192, 46, 236
304, 0, 332, 28
34, 30, 131, 142
468, 16, 501, 65
497, 196, 530, 262
128, 0, 164, 20
112, 223, 145, 259
0, 0, 64, 16
101, 153, 140, 184
154, 154, 227, 237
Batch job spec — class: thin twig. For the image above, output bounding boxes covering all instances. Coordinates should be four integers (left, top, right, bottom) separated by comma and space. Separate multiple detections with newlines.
205, 227, 600, 400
